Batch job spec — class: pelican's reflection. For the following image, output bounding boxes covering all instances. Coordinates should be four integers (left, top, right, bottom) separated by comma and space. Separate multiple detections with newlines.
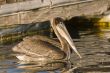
16, 61, 76, 73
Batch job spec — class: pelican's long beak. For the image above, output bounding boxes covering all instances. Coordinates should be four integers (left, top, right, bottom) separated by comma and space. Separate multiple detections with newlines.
56, 22, 82, 58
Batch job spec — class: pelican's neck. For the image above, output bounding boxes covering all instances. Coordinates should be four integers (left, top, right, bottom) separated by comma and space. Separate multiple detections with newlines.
52, 26, 69, 52
50, 18, 69, 52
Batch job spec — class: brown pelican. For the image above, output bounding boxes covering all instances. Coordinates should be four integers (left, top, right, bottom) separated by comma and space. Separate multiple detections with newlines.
12, 17, 81, 63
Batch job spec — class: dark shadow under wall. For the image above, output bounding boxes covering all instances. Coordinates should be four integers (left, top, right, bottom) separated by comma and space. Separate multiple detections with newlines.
52, 16, 95, 39
65, 18, 80, 39
65, 16, 96, 38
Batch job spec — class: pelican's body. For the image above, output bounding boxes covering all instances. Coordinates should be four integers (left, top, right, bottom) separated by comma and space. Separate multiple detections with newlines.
13, 35, 65, 62
12, 17, 81, 63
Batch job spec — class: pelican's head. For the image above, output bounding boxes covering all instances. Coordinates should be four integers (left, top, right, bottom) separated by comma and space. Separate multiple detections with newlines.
51, 17, 82, 58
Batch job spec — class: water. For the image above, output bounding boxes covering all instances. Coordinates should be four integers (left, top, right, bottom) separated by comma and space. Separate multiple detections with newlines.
0, 27, 110, 73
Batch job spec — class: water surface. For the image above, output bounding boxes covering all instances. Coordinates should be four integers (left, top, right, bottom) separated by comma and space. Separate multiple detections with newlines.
0, 27, 110, 73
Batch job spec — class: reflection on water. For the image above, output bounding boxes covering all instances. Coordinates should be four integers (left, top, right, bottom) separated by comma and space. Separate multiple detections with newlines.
0, 16, 110, 73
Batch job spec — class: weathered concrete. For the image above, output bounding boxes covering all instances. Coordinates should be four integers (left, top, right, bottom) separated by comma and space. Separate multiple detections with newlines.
0, 0, 110, 26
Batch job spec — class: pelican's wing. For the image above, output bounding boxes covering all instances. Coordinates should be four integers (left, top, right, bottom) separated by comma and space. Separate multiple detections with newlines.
12, 35, 65, 60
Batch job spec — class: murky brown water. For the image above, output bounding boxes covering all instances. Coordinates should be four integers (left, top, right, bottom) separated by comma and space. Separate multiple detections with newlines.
0, 27, 110, 73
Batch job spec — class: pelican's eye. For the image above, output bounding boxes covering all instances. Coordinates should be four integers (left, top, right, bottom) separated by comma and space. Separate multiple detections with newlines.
59, 22, 64, 25
52, 17, 64, 26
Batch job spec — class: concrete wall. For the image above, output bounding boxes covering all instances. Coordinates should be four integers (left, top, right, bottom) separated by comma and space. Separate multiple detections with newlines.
0, 0, 32, 5
0, 0, 6, 5
0, 0, 110, 26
